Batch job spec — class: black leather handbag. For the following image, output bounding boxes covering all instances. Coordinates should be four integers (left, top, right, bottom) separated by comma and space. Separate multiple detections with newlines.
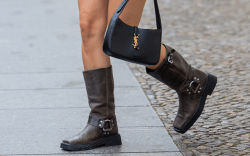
103, 0, 162, 66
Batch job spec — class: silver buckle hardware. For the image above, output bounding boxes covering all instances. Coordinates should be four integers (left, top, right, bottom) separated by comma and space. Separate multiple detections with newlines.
188, 81, 201, 94
168, 50, 175, 64
168, 55, 174, 64
99, 119, 114, 132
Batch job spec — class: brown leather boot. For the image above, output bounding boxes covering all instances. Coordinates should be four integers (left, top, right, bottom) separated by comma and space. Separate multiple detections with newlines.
60, 65, 122, 151
146, 44, 217, 134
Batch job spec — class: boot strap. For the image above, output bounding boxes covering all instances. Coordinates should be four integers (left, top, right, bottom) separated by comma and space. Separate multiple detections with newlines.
185, 71, 204, 95
88, 116, 115, 134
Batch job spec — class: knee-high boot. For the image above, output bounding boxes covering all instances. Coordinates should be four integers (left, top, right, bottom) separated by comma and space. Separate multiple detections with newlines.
60, 65, 122, 150
146, 44, 217, 133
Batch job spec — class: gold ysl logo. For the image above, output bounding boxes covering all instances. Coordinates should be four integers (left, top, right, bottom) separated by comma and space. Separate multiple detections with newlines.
132, 33, 140, 49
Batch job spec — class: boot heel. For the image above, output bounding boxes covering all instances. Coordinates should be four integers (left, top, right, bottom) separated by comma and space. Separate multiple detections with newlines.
105, 134, 122, 146
206, 74, 217, 95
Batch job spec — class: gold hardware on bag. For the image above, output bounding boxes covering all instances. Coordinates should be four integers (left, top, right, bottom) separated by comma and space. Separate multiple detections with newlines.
132, 33, 140, 49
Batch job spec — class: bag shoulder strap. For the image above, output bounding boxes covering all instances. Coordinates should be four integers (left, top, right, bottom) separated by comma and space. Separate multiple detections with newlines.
115, 0, 162, 30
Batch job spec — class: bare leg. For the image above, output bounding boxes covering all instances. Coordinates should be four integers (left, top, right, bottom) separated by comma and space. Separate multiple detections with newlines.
108, 0, 166, 70
61, 1, 120, 151
78, 0, 110, 70
78, 0, 165, 70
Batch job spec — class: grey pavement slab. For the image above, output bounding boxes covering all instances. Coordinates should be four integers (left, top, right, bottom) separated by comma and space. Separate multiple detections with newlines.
0, 65, 140, 89
0, 53, 133, 73
0, 0, 181, 155
0, 56, 83, 73
0, 107, 163, 129
16, 153, 182, 156
0, 56, 137, 74
0, 87, 150, 109
0, 58, 140, 89
1, 127, 179, 155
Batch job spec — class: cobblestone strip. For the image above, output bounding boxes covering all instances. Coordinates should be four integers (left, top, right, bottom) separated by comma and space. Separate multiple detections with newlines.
126, 0, 250, 155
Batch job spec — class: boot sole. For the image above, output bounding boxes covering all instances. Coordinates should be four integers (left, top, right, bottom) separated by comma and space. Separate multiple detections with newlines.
60, 133, 122, 151
174, 73, 217, 134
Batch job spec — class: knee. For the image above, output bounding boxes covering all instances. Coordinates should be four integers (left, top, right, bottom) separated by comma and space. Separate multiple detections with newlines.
79, 16, 106, 44
79, 20, 94, 40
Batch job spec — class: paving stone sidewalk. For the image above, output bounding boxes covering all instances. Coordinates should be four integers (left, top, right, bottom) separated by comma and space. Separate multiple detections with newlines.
127, 0, 250, 155
0, 0, 183, 155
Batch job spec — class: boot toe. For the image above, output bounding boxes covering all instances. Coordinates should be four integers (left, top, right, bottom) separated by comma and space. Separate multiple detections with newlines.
62, 135, 81, 145
62, 139, 70, 144
173, 115, 187, 130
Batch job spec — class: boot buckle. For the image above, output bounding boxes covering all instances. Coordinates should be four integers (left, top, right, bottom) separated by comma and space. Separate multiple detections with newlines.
167, 49, 175, 64
187, 81, 201, 94
168, 55, 174, 64
100, 119, 114, 132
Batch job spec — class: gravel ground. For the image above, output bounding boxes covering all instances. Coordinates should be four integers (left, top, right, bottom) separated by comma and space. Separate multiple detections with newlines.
126, 0, 250, 155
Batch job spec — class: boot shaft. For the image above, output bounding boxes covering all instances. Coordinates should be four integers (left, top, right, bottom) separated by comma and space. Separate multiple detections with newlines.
146, 44, 207, 93
83, 65, 115, 119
